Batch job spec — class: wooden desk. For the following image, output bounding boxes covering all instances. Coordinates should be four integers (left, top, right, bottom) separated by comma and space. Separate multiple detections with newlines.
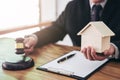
0, 38, 120, 80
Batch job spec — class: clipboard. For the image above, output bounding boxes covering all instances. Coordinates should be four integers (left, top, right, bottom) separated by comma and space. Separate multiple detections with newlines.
37, 50, 109, 80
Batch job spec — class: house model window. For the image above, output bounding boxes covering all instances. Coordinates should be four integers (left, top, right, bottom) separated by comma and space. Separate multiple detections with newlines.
77, 21, 115, 53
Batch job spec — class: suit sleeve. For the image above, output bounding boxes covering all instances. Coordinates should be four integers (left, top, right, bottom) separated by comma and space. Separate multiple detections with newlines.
34, 6, 73, 47
111, 3, 120, 59
34, 11, 67, 47
33, 1, 75, 47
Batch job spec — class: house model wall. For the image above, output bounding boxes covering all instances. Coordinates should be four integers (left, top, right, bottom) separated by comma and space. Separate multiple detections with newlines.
77, 21, 115, 53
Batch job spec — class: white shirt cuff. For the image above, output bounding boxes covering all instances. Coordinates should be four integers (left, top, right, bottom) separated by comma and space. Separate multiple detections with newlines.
110, 43, 119, 59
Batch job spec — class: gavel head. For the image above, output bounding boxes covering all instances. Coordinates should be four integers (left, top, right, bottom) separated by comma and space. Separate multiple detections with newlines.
15, 38, 24, 54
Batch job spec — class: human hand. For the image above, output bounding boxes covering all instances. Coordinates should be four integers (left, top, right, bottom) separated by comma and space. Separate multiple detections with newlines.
81, 44, 115, 60
24, 36, 37, 54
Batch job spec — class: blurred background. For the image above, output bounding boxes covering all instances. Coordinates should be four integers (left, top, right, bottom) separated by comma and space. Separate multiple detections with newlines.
0, 0, 72, 46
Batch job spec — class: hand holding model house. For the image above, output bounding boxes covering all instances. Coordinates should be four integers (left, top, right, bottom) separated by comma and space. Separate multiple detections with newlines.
77, 21, 115, 60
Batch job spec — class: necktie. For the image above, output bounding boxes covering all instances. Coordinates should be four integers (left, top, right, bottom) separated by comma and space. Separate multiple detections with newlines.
91, 5, 102, 21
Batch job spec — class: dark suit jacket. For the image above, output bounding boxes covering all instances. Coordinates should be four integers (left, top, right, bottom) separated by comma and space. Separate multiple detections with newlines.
35, 0, 120, 57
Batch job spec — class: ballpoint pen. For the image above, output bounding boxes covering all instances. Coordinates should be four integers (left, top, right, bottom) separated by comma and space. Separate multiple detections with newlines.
57, 53, 76, 63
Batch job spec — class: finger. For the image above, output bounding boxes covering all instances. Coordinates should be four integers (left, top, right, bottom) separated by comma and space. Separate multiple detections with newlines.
86, 47, 93, 60
24, 46, 34, 54
23, 38, 30, 48
105, 45, 115, 56
24, 39, 33, 48
97, 56, 107, 60
95, 54, 108, 60
90, 47, 96, 60
81, 48, 88, 59
104, 50, 110, 56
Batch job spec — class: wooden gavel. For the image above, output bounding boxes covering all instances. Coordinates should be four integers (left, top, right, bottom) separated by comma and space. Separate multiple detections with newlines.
15, 38, 25, 54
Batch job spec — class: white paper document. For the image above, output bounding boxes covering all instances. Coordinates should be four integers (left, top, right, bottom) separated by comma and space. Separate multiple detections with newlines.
37, 50, 109, 79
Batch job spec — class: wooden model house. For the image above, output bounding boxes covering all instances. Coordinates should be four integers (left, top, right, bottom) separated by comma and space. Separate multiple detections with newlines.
77, 21, 115, 53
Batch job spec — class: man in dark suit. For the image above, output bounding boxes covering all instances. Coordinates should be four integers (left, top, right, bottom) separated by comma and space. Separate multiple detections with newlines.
24, 0, 120, 61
